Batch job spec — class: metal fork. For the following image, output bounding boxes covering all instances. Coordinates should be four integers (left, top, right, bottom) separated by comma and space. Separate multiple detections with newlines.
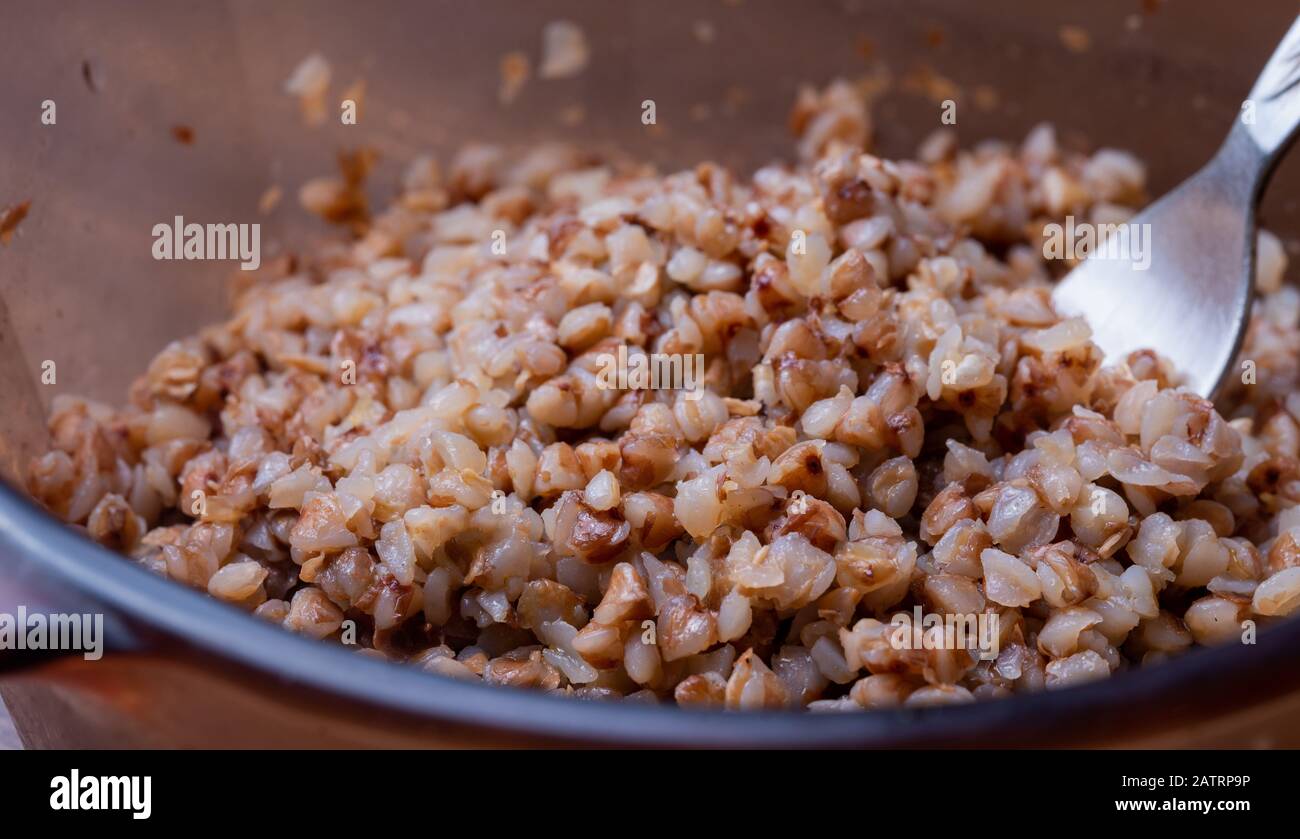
1052, 16, 1300, 398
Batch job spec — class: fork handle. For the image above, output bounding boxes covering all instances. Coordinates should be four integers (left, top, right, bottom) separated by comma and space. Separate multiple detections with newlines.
1241, 15, 1300, 181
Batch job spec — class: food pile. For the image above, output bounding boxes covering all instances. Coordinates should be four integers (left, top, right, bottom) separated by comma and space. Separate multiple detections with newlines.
29, 80, 1300, 709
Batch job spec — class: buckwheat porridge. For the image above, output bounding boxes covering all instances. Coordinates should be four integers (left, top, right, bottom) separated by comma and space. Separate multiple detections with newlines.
27, 79, 1300, 711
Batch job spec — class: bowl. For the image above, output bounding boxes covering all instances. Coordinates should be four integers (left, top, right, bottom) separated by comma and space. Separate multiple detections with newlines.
3, 0, 1300, 747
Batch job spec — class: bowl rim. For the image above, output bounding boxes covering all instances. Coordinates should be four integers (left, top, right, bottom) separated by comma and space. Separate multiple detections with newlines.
3, 480, 1299, 747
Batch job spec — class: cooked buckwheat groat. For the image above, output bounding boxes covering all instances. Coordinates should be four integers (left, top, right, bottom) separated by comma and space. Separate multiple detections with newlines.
29, 80, 1300, 709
